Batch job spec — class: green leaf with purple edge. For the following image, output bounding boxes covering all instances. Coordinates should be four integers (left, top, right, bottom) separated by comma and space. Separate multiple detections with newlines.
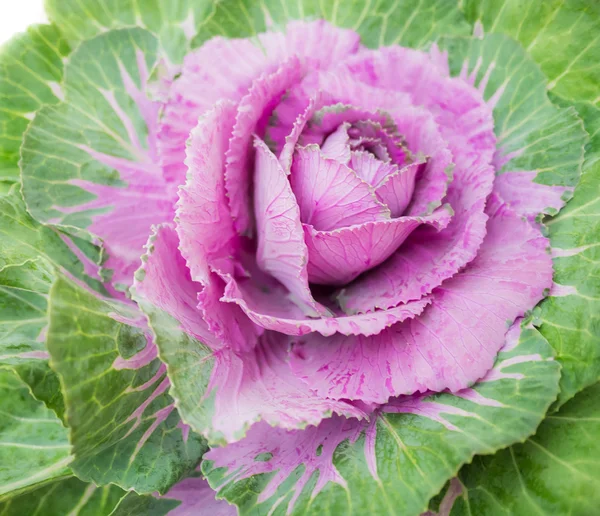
109, 469, 237, 516
537, 99, 600, 408
459, 0, 600, 409
20, 27, 161, 235
46, 274, 206, 494
19, 27, 176, 291
201, 326, 559, 516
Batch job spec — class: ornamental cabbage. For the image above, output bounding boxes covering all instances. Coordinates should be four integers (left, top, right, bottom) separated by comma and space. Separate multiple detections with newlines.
1, 1, 599, 515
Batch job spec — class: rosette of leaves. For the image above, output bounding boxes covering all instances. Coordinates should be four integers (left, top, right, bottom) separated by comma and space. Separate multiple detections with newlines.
0, 1, 598, 515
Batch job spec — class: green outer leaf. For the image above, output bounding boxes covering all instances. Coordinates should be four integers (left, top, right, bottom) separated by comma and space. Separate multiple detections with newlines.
460, 4, 600, 403
133, 290, 216, 445
439, 33, 584, 189
11, 360, 65, 424
426, 480, 452, 513
0, 258, 66, 421
46, 275, 206, 494
0, 185, 104, 294
192, 0, 470, 49
0, 368, 71, 497
0, 259, 51, 363
463, 0, 600, 105
450, 381, 600, 515
538, 101, 600, 406
0, 188, 107, 424
0, 24, 70, 182
203, 327, 560, 516
20, 27, 160, 240
0, 187, 102, 421
109, 491, 180, 516
46, 0, 470, 55
44, 0, 210, 63
0, 476, 125, 515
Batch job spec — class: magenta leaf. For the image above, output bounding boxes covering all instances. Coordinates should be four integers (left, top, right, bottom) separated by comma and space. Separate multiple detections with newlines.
177, 100, 240, 285
291, 146, 390, 231
292, 197, 553, 402
133, 225, 365, 446
304, 205, 452, 285
253, 138, 327, 316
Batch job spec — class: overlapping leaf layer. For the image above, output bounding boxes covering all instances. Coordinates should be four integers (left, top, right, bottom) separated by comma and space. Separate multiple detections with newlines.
0, 1, 598, 515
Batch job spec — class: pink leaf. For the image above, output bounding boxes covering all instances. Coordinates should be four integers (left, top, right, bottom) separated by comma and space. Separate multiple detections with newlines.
291, 197, 552, 402
291, 146, 389, 231
304, 206, 452, 285
253, 138, 327, 316
176, 101, 240, 285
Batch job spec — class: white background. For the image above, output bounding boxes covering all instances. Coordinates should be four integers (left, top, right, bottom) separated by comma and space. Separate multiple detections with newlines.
0, 0, 47, 45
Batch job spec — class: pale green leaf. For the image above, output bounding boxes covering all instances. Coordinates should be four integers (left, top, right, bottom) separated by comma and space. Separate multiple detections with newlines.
109, 491, 179, 516
439, 33, 592, 406
0, 259, 51, 363
0, 186, 105, 422
0, 186, 104, 294
20, 28, 161, 241
439, 33, 585, 189
46, 0, 470, 57
45, 0, 210, 63
0, 258, 65, 421
463, 0, 600, 105
11, 360, 65, 424
192, 0, 469, 49
0, 24, 70, 182
133, 290, 215, 445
